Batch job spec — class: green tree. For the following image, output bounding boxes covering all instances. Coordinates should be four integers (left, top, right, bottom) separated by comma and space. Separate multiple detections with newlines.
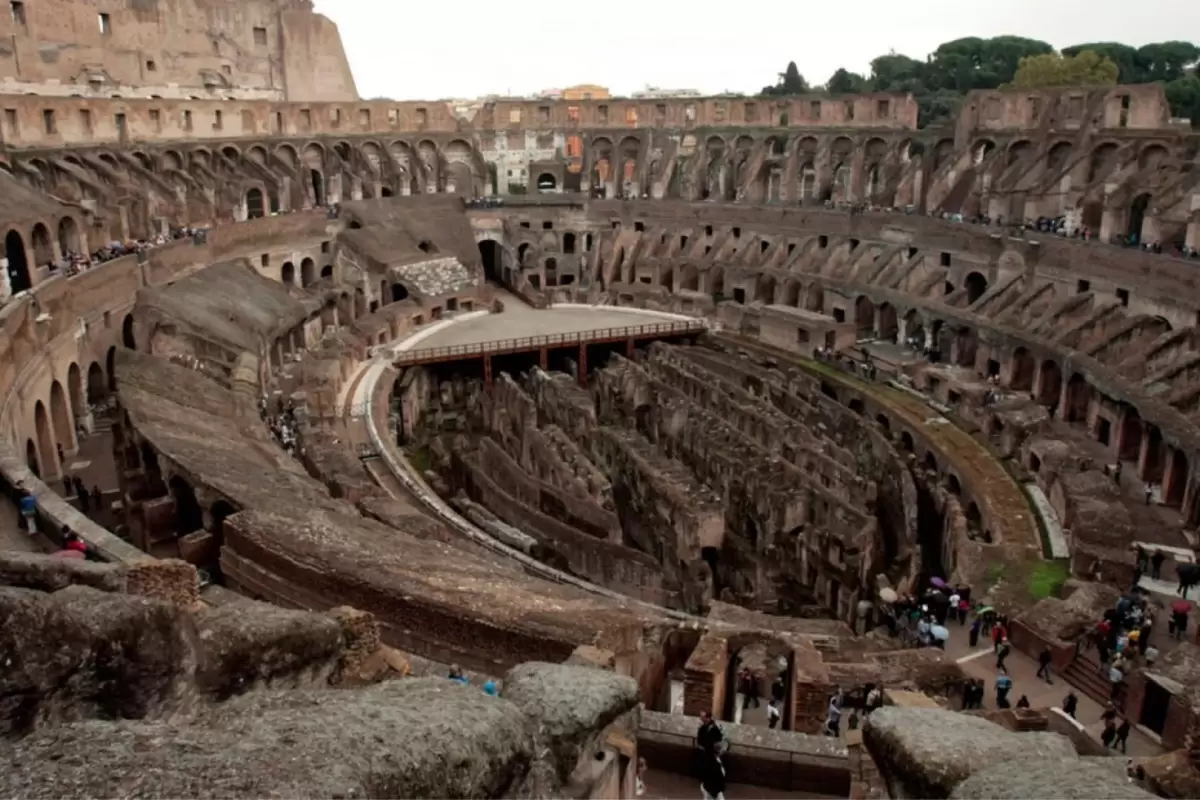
1165, 75, 1200, 126
761, 61, 810, 96
1136, 41, 1200, 83
1061, 42, 1142, 82
1011, 50, 1119, 88
826, 68, 867, 95
927, 36, 1054, 92
869, 53, 926, 92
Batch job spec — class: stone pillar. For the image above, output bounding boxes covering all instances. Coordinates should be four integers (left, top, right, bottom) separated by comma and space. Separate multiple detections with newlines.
791, 679, 833, 734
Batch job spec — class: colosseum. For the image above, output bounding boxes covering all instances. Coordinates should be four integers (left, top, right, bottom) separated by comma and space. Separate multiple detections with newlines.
0, 2, 1198, 798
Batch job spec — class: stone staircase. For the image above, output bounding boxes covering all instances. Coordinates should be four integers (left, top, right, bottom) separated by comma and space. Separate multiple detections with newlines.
1062, 650, 1123, 710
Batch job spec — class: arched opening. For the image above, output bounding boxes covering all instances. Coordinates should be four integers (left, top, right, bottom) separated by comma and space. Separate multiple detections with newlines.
67, 363, 83, 429
1128, 193, 1151, 242
517, 243, 531, 268
947, 474, 962, 495
1167, 450, 1190, 507
923, 451, 938, 474
391, 283, 409, 302
122, 314, 136, 349
965, 502, 983, 534
210, 500, 236, 544
381, 187, 394, 198
877, 303, 898, 343
1119, 407, 1143, 463
57, 217, 80, 256
30, 222, 53, 267
1037, 360, 1062, 409
169, 475, 203, 535
281, 261, 295, 285
86, 362, 105, 404
4, 229, 31, 293
106, 346, 117, 391
904, 311, 925, 350
34, 400, 55, 477
320, 264, 333, 279
563, 233, 576, 254
900, 431, 914, 452
849, 398, 865, 415
49, 380, 73, 454
1064, 373, 1092, 424
964, 271, 989, 305
536, 173, 557, 193
854, 296, 875, 339
875, 414, 890, 431
545, 258, 558, 287
300, 258, 315, 287
479, 240, 502, 283
310, 170, 324, 205
245, 187, 265, 219
1010, 347, 1035, 392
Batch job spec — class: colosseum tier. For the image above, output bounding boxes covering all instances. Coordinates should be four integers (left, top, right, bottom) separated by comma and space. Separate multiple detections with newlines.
0, 4, 1198, 798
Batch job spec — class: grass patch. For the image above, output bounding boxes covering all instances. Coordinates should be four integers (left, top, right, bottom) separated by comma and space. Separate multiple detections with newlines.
406, 445, 433, 474
1027, 560, 1070, 600
985, 562, 1007, 587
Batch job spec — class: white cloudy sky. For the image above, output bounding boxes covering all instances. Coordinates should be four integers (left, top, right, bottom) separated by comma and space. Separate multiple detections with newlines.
317, 0, 1198, 100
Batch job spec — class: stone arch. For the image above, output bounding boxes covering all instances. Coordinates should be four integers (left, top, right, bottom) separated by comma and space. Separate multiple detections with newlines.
1011, 347, 1035, 391
4, 228, 31, 293
1167, 449, 1190, 507
782, 280, 801, 307
1038, 360, 1063, 407
904, 309, 925, 349
900, 431, 914, 452
1006, 139, 1032, 167
1087, 142, 1119, 183
301, 258, 315, 287
67, 363, 83, 427
854, 296, 875, 338
1128, 192, 1151, 239
562, 232, 576, 255
30, 221, 53, 266
57, 216, 81, 255
106, 346, 117, 391
25, 438, 40, 478
321, 264, 333, 279
479, 240, 503, 283
210, 499, 236, 543
221, 144, 240, 163
964, 271, 989, 305
1139, 144, 1169, 172
1064, 373, 1091, 423
923, 450, 939, 474
536, 173, 557, 193
877, 302, 898, 342
1045, 140, 1072, 172
122, 314, 136, 349
275, 144, 299, 170
932, 138, 955, 170
679, 264, 699, 292
162, 149, 184, 171
169, 474, 203, 535
517, 243, 531, 268
1119, 406, 1143, 462
281, 261, 295, 285
754, 273, 776, 304
34, 399, 55, 477
50, 380, 73, 453
87, 362, 105, 404
245, 187, 265, 219
247, 145, 268, 165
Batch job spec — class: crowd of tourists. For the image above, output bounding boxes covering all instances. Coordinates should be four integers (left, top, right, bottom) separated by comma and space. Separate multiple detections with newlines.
47, 226, 208, 279
260, 396, 302, 458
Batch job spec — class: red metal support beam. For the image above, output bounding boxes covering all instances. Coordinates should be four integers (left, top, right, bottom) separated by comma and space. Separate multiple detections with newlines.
539, 347, 548, 370
578, 342, 588, 386
483, 353, 493, 388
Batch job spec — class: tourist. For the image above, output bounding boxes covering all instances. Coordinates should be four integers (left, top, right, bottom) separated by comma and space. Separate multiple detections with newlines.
636, 757, 647, 797
447, 665, 470, 685
73, 476, 88, 511
62, 472, 73, 496
991, 619, 1007, 652
1036, 647, 1053, 683
1152, 549, 1166, 580
1145, 482, 1154, 505
824, 693, 842, 737
18, 484, 37, 534
995, 638, 1011, 673
1135, 545, 1149, 573
699, 749, 727, 800
697, 711, 725, 757
865, 684, 882, 715
1016, 694, 1030, 709
739, 666, 760, 709
969, 616, 981, 648
995, 673, 1012, 709
483, 680, 498, 696
91, 485, 103, 513
767, 697, 782, 729
1109, 659, 1125, 702
1101, 719, 1118, 749
62, 526, 87, 554
1114, 717, 1132, 753
1062, 691, 1078, 719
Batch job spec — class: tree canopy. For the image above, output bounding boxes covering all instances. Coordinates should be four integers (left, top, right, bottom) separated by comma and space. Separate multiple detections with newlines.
1011, 50, 1120, 88
758, 37, 1200, 128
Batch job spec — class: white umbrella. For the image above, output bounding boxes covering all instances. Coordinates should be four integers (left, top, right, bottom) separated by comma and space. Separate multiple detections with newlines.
931, 625, 950, 641
879, 587, 898, 603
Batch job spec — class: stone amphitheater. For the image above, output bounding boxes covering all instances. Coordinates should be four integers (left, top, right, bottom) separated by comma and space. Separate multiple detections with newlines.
1, 1, 1199, 798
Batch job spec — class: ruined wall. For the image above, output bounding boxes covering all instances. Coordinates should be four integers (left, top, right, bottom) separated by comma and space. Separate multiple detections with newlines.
0, 0, 355, 102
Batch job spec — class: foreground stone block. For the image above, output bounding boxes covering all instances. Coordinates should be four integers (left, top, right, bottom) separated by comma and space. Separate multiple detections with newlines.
0, 679, 534, 798
0, 551, 124, 593
0, 586, 196, 735
863, 707, 1077, 798
194, 599, 343, 699
951, 756, 1154, 799
502, 661, 639, 789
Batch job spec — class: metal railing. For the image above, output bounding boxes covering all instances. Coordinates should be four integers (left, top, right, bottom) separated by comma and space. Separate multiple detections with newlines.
393, 319, 707, 365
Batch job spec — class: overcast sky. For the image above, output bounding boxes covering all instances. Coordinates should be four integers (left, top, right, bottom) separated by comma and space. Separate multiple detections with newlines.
317, 0, 1199, 100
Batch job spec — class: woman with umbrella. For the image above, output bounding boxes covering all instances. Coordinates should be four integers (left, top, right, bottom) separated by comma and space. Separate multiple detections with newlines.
1171, 598, 1192, 641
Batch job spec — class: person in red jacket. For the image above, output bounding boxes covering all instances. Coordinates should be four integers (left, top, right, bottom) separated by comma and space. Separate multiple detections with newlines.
62, 526, 88, 554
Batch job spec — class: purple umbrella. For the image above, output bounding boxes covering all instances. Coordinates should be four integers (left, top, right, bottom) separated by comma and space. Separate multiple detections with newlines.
930, 577, 948, 589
